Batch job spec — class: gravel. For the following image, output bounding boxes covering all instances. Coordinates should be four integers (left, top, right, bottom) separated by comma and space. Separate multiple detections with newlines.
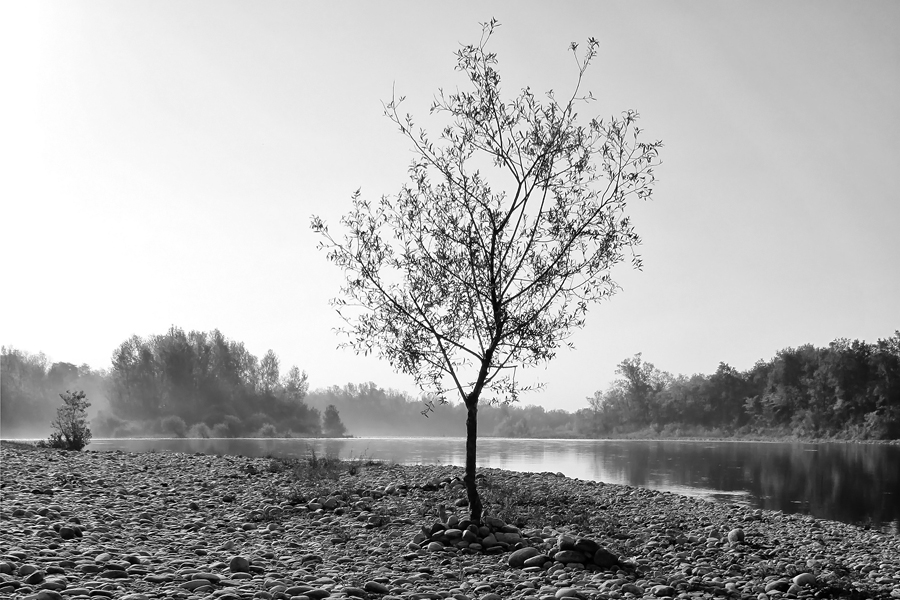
1, 443, 898, 600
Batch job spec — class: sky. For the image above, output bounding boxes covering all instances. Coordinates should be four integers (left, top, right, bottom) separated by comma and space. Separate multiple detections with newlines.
2, 1, 898, 413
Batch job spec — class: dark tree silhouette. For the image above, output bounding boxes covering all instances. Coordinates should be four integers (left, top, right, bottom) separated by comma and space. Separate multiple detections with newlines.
312, 20, 661, 523
322, 404, 347, 437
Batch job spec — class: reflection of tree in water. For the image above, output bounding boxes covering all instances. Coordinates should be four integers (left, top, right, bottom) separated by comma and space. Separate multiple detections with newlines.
321, 439, 347, 458
748, 444, 900, 533
585, 441, 899, 533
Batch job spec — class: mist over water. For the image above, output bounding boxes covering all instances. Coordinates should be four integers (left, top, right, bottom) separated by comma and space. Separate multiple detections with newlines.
86, 437, 899, 535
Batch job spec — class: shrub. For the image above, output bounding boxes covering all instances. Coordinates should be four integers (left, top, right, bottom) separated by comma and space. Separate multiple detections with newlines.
187, 423, 211, 438
40, 390, 92, 451
160, 415, 187, 437
256, 423, 278, 438
91, 410, 127, 437
210, 423, 230, 438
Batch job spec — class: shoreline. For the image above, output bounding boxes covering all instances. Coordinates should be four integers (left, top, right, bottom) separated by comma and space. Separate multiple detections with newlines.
1, 445, 899, 600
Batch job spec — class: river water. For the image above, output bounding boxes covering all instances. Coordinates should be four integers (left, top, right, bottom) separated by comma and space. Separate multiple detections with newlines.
86, 437, 900, 534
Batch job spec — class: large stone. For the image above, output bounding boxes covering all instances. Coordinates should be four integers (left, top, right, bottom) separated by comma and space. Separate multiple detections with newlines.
24, 571, 45, 585
557, 534, 577, 550
364, 581, 390, 594
508, 547, 541, 568
553, 550, 587, 564
593, 548, 619, 568
573, 537, 600, 555
651, 585, 676, 597
523, 554, 550, 568
494, 532, 522, 545
483, 516, 506, 529
228, 556, 250, 573
793, 573, 816, 586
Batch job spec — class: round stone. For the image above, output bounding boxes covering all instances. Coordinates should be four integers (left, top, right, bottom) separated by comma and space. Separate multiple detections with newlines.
765, 580, 790, 593
727, 528, 745, 542
229, 556, 250, 573
553, 550, 587, 564
508, 547, 541, 568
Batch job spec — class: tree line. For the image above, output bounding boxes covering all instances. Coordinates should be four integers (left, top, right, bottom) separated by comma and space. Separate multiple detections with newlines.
3, 329, 898, 441
576, 333, 900, 440
1, 326, 344, 439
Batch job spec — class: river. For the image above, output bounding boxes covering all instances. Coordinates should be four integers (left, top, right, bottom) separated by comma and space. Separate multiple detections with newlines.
86, 437, 900, 534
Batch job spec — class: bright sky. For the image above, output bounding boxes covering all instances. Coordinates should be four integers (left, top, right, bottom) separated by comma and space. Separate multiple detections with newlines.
2, 1, 898, 413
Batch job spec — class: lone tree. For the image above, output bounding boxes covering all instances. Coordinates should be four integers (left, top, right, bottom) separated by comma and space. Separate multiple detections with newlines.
45, 390, 93, 451
312, 20, 661, 523
322, 404, 347, 437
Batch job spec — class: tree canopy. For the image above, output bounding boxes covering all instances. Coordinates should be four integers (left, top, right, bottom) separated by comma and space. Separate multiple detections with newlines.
312, 20, 661, 522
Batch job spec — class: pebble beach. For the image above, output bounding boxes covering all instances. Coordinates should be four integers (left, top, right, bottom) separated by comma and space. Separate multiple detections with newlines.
1, 443, 898, 600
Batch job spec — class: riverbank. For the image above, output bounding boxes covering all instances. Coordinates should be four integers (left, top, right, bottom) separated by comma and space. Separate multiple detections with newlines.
1, 444, 898, 600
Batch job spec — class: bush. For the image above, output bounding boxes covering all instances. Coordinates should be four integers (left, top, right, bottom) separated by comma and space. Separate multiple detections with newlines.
40, 390, 92, 451
160, 415, 187, 437
91, 410, 127, 437
210, 423, 231, 438
256, 423, 278, 438
187, 422, 211, 439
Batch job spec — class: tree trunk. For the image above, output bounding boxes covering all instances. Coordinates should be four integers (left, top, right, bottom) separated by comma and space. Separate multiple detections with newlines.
464, 400, 483, 524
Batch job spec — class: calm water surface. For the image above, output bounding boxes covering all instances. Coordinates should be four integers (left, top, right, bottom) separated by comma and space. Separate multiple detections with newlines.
87, 437, 900, 534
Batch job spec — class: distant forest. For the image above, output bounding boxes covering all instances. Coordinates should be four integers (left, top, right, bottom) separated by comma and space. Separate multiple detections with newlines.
2, 328, 898, 441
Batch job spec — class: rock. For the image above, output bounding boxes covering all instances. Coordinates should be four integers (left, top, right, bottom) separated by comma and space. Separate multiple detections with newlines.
364, 581, 390, 594
229, 556, 250, 573
100, 569, 129, 579
556, 587, 581, 598
557, 534, 577, 550
181, 580, 212, 591
621, 583, 643, 595
593, 548, 619, 568
765, 580, 790, 593
573, 537, 600, 555
494, 532, 522, 545
553, 550, 586, 564
651, 585, 676, 597
793, 573, 816, 586
483, 516, 505, 529
24, 570, 45, 585
426, 541, 444, 552
508, 547, 541, 568
727, 528, 745, 542
25, 592, 61, 600
523, 554, 550, 568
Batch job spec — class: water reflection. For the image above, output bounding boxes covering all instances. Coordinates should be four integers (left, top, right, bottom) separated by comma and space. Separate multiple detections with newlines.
87, 437, 899, 534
